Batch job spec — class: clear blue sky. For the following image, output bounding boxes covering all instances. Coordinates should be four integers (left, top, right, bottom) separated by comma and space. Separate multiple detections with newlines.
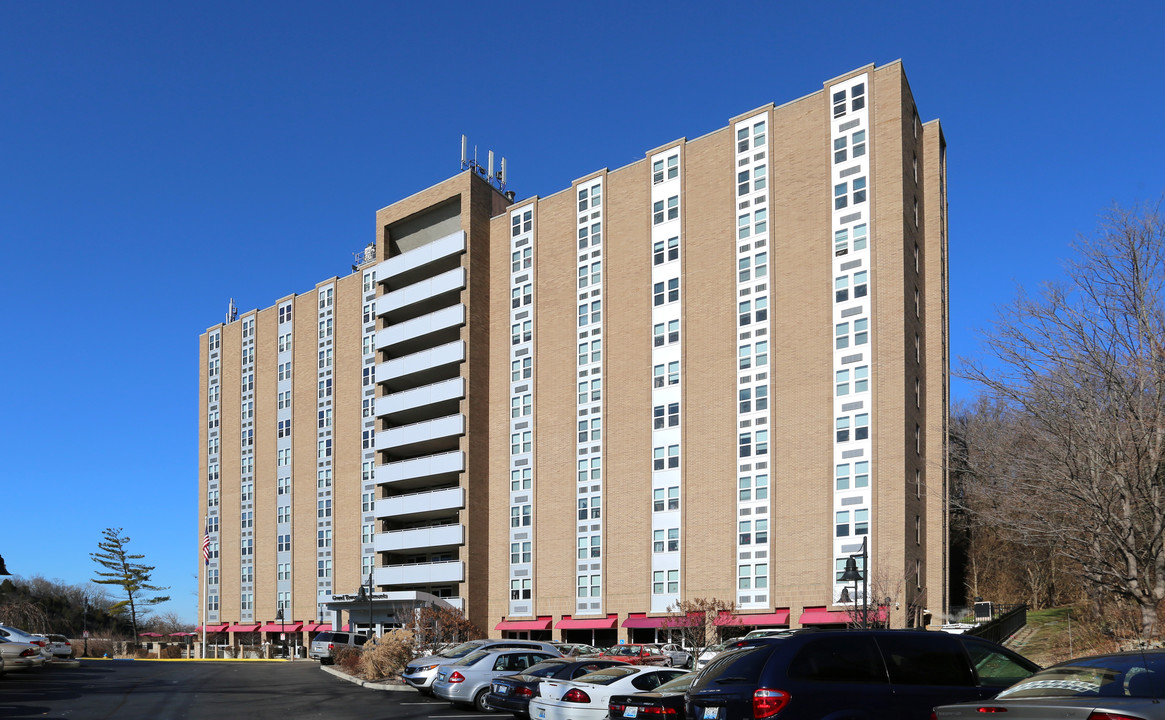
2, 1, 1162, 624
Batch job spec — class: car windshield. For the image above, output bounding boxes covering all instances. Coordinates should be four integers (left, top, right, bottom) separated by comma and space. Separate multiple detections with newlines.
575, 666, 640, 685
997, 655, 1164, 699
614, 646, 641, 656
653, 673, 697, 693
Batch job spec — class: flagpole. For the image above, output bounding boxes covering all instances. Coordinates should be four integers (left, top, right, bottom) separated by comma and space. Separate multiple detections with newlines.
200, 516, 206, 660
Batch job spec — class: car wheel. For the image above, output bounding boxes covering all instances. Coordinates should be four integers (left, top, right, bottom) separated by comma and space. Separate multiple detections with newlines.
474, 688, 495, 713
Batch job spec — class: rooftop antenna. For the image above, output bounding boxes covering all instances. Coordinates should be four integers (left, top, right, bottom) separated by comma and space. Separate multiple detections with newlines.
460, 134, 508, 195
226, 298, 238, 324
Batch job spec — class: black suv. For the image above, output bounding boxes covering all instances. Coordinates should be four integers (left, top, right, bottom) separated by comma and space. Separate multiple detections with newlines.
686, 629, 1038, 720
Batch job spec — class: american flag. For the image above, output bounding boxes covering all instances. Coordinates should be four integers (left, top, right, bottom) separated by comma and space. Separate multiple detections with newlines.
201, 533, 210, 565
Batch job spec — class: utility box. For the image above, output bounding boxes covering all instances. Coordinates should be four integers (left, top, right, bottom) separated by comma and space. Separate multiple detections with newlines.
973, 601, 993, 623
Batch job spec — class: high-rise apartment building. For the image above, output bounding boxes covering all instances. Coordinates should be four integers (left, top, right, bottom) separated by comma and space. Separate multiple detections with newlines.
199, 61, 948, 646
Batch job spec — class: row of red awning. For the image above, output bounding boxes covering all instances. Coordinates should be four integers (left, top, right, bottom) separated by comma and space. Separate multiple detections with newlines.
195, 622, 332, 633
495, 607, 887, 632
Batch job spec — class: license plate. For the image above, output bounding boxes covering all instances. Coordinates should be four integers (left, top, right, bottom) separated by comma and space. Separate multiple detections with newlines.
623, 707, 639, 718
702, 707, 720, 720
493, 684, 508, 695
536, 707, 546, 719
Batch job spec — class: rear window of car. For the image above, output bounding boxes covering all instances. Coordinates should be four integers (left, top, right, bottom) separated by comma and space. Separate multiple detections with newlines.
998, 654, 1165, 699
787, 635, 888, 684
876, 633, 973, 687
576, 666, 640, 685
691, 647, 772, 690
960, 637, 1038, 688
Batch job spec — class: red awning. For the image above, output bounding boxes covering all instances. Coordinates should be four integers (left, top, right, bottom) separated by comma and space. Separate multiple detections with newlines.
258, 622, 304, 632
199, 624, 229, 633
731, 610, 790, 627
495, 616, 552, 631
304, 623, 332, 632
224, 624, 261, 633
621, 614, 669, 629
798, 608, 852, 625
555, 614, 617, 630
138, 632, 163, 637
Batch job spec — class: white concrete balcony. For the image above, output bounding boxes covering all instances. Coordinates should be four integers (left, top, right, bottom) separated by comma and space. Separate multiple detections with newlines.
377, 377, 464, 418
375, 486, 464, 520
375, 305, 465, 353
376, 450, 463, 489
375, 231, 465, 280
376, 267, 465, 319
375, 560, 464, 587
375, 413, 464, 453
377, 340, 464, 387
374, 523, 464, 553
443, 596, 464, 611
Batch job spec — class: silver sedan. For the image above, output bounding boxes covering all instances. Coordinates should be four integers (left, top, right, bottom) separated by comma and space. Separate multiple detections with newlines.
432, 648, 559, 712
935, 650, 1165, 719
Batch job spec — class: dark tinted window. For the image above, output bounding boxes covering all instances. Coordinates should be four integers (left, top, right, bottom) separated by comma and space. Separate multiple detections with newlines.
691, 647, 772, 690
571, 662, 612, 678
631, 670, 684, 690
877, 633, 973, 686
525, 660, 569, 677
789, 635, 887, 684
960, 637, 1038, 688
332, 633, 349, 644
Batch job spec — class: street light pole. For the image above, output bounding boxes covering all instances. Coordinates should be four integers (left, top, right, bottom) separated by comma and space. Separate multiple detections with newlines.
356, 571, 374, 638
839, 537, 868, 628
276, 608, 285, 659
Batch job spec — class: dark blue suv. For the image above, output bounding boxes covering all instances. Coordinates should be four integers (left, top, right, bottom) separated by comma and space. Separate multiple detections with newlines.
685, 629, 1038, 720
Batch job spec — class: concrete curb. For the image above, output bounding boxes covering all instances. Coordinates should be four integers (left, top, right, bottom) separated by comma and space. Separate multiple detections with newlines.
320, 664, 413, 692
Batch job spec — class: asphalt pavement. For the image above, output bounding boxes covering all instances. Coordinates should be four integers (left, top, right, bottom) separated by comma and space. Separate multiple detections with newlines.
0, 659, 470, 720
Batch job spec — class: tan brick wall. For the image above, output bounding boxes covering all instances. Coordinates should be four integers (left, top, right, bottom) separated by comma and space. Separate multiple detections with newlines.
333, 273, 364, 601
292, 291, 322, 621
253, 306, 279, 623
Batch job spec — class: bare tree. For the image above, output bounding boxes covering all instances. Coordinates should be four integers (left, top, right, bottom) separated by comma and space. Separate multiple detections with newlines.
413, 605, 482, 655
662, 597, 736, 664
962, 201, 1165, 638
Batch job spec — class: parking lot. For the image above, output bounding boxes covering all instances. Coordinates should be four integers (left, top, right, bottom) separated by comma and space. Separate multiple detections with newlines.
0, 659, 462, 720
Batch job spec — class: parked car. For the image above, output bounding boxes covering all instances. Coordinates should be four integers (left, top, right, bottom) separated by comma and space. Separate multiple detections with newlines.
488, 657, 630, 718
552, 642, 604, 657
656, 643, 694, 669
934, 649, 1165, 719
597, 644, 671, 666
45, 634, 73, 659
308, 630, 368, 664
530, 665, 688, 720
685, 629, 1039, 720
432, 648, 559, 711
0, 640, 46, 672
695, 641, 732, 670
0, 625, 51, 664
403, 639, 561, 694
609, 671, 697, 719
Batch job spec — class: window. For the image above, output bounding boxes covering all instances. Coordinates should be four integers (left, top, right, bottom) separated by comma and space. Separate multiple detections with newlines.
653, 444, 679, 470
319, 378, 332, 398
362, 491, 374, 513
361, 429, 373, 449
578, 339, 601, 365
276, 419, 291, 438
652, 403, 679, 429
653, 528, 680, 553
318, 439, 331, 458
278, 305, 292, 324
317, 499, 331, 518
653, 153, 679, 184
577, 457, 600, 483
318, 560, 331, 578
836, 416, 850, 442
653, 236, 679, 265
653, 486, 680, 511
510, 504, 531, 528
578, 262, 601, 288
511, 209, 532, 237
318, 287, 333, 309
653, 361, 680, 387
511, 320, 532, 345
276, 448, 290, 466
836, 555, 866, 582
510, 431, 532, 454
241, 538, 253, 557
577, 417, 600, 442
277, 476, 289, 495
653, 278, 679, 306
855, 461, 869, 488
318, 529, 332, 548
511, 247, 532, 272
277, 505, 290, 523
851, 83, 865, 112
209, 332, 221, 351
653, 196, 679, 225
318, 348, 332, 369
653, 319, 679, 346
511, 357, 532, 381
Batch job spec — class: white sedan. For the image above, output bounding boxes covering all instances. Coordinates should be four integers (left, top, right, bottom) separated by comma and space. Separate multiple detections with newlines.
529, 665, 688, 720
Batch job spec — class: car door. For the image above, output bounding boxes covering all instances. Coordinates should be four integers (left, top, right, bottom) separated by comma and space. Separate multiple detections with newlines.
784, 634, 896, 720
875, 632, 976, 720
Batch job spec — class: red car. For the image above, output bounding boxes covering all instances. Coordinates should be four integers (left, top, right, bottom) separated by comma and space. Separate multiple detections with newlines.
597, 644, 670, 666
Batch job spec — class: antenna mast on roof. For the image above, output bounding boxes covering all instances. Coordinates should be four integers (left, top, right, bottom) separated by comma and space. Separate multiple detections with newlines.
461, 134, 509, 195
226, 298, 238, 324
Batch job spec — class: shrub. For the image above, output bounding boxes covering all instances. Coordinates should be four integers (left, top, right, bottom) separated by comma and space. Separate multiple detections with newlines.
333, 645, 362, 674
360, 629, 416, 680
160, 645, 182, 659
